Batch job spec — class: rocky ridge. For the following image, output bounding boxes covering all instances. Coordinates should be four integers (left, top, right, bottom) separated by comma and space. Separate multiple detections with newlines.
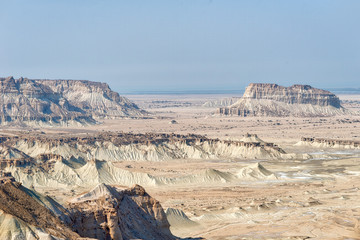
0, 76, 145, 126
219, 83, 349, 117
0, 132, 303, 163
68, 183, 175, 240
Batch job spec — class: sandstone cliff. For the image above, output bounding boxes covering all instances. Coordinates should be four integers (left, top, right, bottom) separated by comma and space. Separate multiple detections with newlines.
68, 183, 175, 240
219, 83, 349, 117
0, 76, 145, 126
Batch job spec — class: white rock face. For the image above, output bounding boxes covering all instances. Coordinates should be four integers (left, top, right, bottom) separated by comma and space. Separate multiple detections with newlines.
236, 162, 278, 180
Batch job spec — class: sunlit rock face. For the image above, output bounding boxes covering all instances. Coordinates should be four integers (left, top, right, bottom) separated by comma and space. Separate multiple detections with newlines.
0, 76, 145, 126
68, 184, 176, 240
219, 83, 348, 117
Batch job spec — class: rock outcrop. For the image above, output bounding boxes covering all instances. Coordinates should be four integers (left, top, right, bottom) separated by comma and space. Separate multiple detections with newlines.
219, 83, 349, 117
0, 76, 145, 126
0, 181, 177, 240
68, 184, 175, 240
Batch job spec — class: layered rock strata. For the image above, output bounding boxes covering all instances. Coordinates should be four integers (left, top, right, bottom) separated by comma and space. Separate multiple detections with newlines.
219, 83, 348, 117
68, 184, 175, 240
0, 76, 145, 126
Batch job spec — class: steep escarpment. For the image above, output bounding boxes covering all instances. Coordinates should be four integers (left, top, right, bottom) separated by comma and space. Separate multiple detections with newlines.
0, 76, 145, 126
219, 83, 349, 117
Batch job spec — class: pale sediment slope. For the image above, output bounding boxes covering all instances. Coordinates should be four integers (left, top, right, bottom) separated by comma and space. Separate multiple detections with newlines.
7, 158, 280, 189
7, 160, 161, 188
165, 208, 199, 229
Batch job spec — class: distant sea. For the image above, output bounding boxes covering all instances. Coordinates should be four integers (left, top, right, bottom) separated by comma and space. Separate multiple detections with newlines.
327, 88, 360, 94
119, 89, 245, 95
119, 88, 360, 95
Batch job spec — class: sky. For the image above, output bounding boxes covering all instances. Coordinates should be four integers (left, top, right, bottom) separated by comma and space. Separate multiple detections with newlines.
0, 0, 359, 93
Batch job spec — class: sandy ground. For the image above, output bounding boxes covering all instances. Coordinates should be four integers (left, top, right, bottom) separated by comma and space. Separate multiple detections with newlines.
1, 93, 360, 239
95, 94, 360, 239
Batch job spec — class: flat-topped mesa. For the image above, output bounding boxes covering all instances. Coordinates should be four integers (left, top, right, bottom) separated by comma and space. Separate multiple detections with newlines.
220, 83, 347, 117
243, 83, 341, 107
0, 76, 146, 126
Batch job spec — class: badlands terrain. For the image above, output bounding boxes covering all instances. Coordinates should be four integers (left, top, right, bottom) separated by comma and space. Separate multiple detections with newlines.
1, 80, 360, 239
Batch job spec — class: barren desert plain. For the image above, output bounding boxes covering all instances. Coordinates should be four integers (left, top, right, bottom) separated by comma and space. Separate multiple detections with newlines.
1, 92, 360, 240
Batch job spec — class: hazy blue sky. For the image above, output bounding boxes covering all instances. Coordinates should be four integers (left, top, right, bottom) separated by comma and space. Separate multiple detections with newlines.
0, 0, 359, 93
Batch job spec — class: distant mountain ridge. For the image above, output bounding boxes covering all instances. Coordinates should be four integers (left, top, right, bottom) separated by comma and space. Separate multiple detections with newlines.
0, 76, 146, 126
